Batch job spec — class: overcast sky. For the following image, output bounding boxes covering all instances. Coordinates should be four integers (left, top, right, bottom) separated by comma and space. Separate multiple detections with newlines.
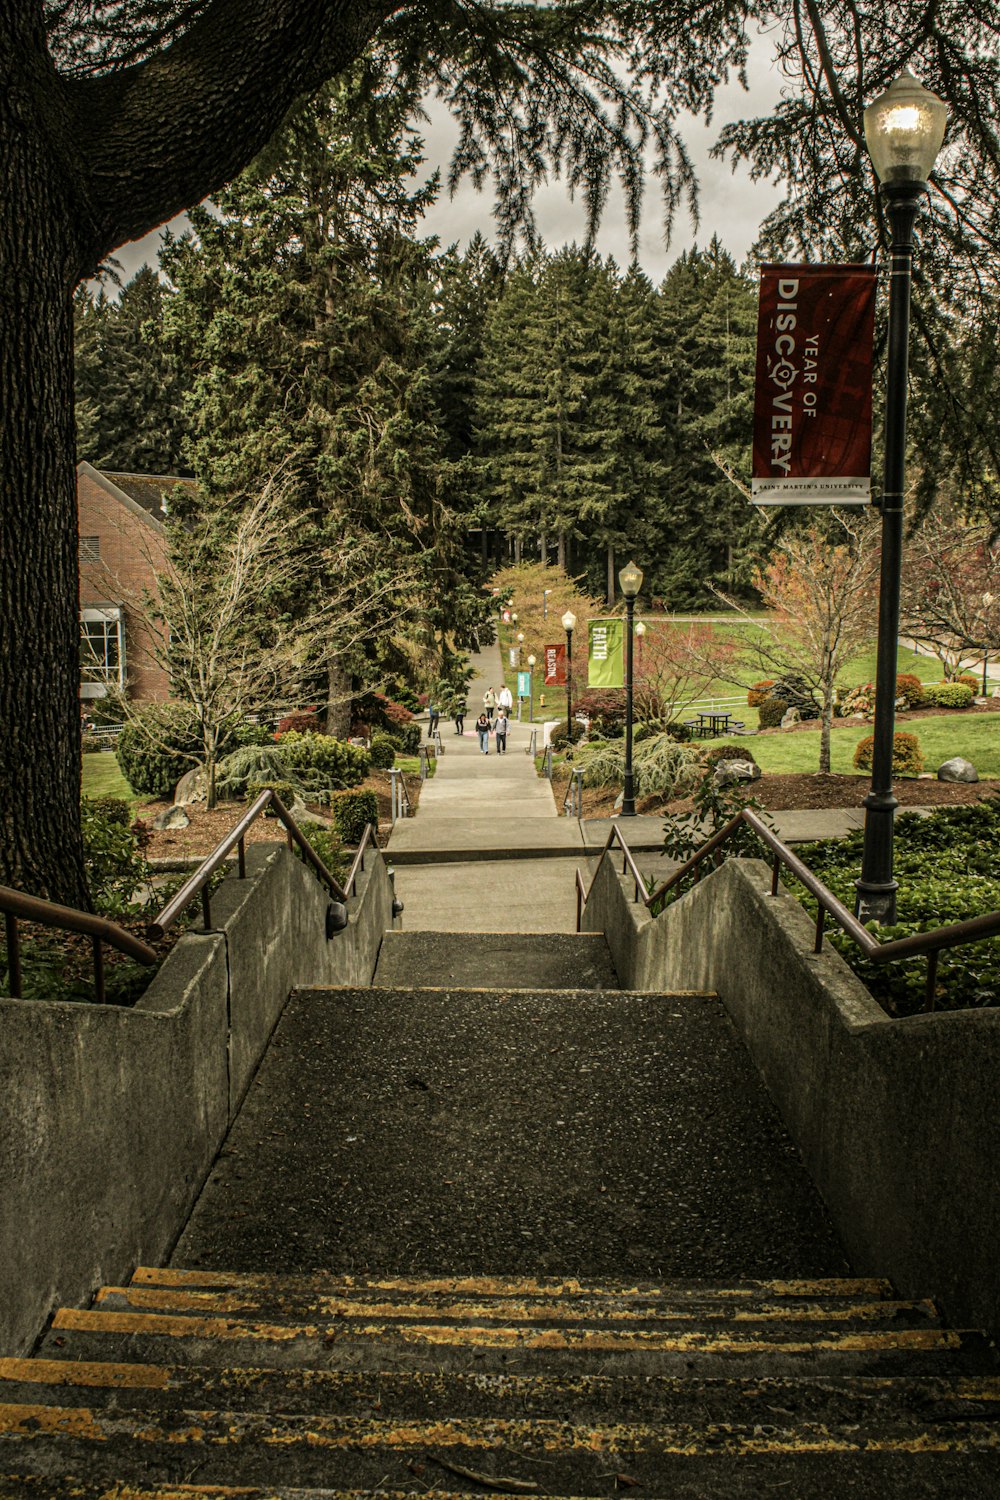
110, 34, 786, 288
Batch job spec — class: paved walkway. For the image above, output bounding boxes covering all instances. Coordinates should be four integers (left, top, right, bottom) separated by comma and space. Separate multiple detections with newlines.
388, 644, 897, 930
388, 644, 584, 932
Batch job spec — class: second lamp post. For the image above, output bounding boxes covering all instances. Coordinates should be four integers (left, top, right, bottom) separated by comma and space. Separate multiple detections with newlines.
561, 610, 577, 740
618, 560, 644, 817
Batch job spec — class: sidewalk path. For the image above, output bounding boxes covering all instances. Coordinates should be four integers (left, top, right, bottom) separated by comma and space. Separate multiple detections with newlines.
388, 643, 584, 932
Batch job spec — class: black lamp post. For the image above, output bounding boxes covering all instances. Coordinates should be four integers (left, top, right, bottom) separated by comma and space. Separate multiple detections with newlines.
527, 653, 536, 722
562, 610, 577, 740
618, 559, 643, 816
856, 71, 948, 926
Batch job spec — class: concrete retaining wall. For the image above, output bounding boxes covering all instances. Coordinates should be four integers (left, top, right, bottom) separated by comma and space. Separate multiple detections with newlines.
0, 843, 394, 1355
583, 855, 1000, 1339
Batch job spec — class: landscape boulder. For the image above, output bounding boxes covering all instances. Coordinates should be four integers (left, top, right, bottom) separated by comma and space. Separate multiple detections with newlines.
713, 759, 762, 788
937, 757, 978, 784
780, 707, 801, 729
153, 805, 191, 831
173, 766, 208, 806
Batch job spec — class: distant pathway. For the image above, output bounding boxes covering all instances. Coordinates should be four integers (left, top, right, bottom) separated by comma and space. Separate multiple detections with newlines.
388, 643, 584, 932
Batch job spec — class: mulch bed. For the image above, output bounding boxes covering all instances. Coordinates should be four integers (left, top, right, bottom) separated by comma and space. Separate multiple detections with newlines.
140, 769, 422, 862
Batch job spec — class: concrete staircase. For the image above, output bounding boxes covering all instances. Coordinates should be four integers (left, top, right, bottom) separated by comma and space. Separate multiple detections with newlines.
1, 1268, 999, 1494
3, 922, 998, 1494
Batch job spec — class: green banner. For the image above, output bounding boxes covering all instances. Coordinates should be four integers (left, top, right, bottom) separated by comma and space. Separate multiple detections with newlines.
587, 618, 624, 688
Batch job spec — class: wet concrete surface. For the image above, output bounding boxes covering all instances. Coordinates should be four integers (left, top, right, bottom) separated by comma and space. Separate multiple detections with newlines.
172, 986, 848, 1281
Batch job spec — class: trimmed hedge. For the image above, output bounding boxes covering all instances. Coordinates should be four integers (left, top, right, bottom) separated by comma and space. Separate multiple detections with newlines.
369, 732, 397, 770
115, 707, 202, 797
921, 682, 974, 709
852, 731, 925, 777
747, 679, 776, 708
757, 697, 787, 729
329, 788, 379, 845
895, 673, 925, 708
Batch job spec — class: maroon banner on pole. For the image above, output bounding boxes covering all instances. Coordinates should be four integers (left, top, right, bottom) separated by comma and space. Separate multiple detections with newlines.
752, 264, 876, 505
543, 643, 566, 685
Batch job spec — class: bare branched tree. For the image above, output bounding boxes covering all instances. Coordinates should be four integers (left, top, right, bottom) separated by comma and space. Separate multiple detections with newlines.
901, 508, 1000, 682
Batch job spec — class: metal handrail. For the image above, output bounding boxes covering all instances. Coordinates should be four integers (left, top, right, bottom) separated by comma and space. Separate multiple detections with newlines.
563, 767, 583, 818
388, 766, 412, 824
0, 884, 157, 1004
343, 822, 376, 897
150, 788, 348, 938
579, 811, 1000, 1010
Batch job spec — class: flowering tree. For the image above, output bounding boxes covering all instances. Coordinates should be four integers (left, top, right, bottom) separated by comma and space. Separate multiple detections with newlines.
901, 510, 1000, 683
633, 621, 738, 727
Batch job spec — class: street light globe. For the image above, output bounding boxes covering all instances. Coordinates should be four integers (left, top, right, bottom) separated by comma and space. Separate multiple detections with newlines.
864, 71, 948, 185
511, 612, 518, 623
635, 621, 647, 638
561, 610, 577, 633
618, 559, 644, 599
527, 653, 536, 667
517, 631, 524, 643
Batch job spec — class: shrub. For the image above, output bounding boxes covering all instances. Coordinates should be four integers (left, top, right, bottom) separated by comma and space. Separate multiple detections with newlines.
353, 691, 414, 733
115, 707, 202, 797
279, 731, 369, 787
747, 679, 776, 708
841, 682, 875, 717
702, 742, 758, 770
81, 797, 151, 916
390, 685, 421, 711
369, 732, 397, 770
895, 673, 925, 708
329, 788, 379, 845
245, 776, 301, 812
633, 735, 701, 798
765, 675, 820, 719
216, 746, 293, 798
957, 675, 981, 694
852, 731, 925, 776
275, 708, 321, 737
757, 697, 787, 729
549, 721, 586, 751
575, 688, 627, 737
297, 820, 347, 885
921, 682, 974, 709
399, 721, 422, 755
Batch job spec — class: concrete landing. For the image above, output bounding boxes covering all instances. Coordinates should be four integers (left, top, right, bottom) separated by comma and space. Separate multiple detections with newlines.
171, 986, 847, 1281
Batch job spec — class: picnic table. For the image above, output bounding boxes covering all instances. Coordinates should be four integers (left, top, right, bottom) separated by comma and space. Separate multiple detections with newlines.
685, 710, 735, 738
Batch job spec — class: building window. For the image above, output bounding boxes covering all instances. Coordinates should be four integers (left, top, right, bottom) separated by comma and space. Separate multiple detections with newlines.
80, 606, 126, 699
80, 536, 101, 562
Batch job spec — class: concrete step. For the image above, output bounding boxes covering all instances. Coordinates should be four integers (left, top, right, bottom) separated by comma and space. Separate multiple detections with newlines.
372, 931, 620, 990
37, 1302, 998, 1379
2, 1401, 999, 1494
6, 1355, 1000, 1424
89, 1281, 944, 1331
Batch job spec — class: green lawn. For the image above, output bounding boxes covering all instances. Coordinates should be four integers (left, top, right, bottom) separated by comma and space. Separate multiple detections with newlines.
82, 752, 139, 802
749, 711, 1000, 778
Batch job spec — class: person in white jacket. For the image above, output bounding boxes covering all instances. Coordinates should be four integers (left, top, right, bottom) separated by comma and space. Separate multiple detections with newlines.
498, 683, 514, 715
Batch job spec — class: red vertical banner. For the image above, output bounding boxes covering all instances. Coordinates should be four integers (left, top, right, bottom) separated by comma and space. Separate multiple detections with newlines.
752, 264, 876, 505
543, 643, 566, 685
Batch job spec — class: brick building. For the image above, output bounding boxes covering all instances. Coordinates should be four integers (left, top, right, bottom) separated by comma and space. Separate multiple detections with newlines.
77, 462, 197, 705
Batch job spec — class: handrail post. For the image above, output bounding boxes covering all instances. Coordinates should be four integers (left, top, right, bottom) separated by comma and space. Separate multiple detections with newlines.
5, 912, 21, 998
201, 886, 212, 930
237, 836, 246, 880
814, 905, 825, 954
925, 950, 939, 1011
92, 937, 105, 1005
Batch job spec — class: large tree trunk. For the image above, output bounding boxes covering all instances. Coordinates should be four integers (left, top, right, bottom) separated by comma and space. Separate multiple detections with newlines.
326, 659, 352, 738
0, 81, 88, 905
557, 531, 566, 570
606, 542, 615, 607
539, 533, 548, 564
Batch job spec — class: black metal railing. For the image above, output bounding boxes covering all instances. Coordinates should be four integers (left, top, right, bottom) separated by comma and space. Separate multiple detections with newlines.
577, 811, 1000, 1010
0, 886, 157, 1004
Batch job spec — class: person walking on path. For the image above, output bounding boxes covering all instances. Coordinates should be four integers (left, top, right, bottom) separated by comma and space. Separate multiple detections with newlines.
494, 711, 509, 754
428, 699, 440, 736
476, 712, 491, 754
483, 686, 497, 722
498, 683, 513, 716
454, 699, 465, 735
